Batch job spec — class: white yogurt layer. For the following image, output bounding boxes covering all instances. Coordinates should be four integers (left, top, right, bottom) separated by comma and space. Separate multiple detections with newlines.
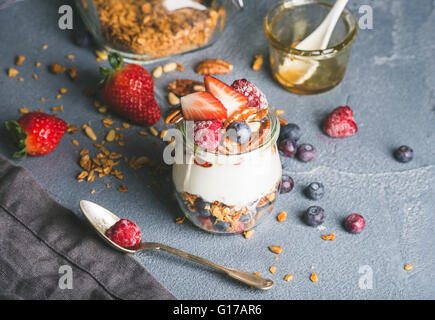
173, 145, 282, 207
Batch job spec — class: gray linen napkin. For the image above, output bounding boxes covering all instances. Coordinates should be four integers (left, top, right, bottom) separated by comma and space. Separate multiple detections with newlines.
0, 155, 175, 300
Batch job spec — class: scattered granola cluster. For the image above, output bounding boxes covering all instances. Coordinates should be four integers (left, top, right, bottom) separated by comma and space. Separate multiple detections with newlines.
92, 0, 225, 59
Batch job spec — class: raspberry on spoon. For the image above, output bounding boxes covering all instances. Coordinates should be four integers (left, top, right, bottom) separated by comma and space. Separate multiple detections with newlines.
105, 219, 141, 249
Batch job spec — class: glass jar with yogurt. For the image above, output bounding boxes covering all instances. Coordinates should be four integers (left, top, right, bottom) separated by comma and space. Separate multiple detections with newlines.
172, 108, 282, 234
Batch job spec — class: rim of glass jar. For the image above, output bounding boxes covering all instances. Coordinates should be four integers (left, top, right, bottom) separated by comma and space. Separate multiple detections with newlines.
176, 107, 280, 160
263, 0, 358, 58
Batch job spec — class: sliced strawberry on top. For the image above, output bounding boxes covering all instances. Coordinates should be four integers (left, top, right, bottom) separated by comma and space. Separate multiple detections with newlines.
181, 91, 227, 121
204, 75, 248, 118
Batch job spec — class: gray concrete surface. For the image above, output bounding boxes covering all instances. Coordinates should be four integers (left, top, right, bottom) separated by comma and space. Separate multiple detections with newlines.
0, 0, 434, 299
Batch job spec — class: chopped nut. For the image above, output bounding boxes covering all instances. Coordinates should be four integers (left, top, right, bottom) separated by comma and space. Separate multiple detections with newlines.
279, 116, 288, 126
52, 105, 63, 112
277, 211, 287, 222
175, 217, 185, 224
67, 125, 78, 134
252, 54, 263, 71
84, 126, 97, 141
19, 108, 29, 114
79, 154, 92, 171
95, 50, 108, 61
67, 67, 78, 81
404, 264, 413, 271
196, 59, 233, 75
253, 272, 261, 277
176, 63, 184, 71
165, 108, 183, 124
152, 66, 163, 78
149, 126, 158, 136
90, 189, 95, 194
284, 274, 294, 281
117, 185, 128, 192
40, 97, 45, 103
163, 62, 178, 73
168, 79, 204, 97
122, 122, 130, 129
42, 44, 48, 50
98, 107, 107, 113
160, 129, 168, 140
18, 77, 24, 82
269, 266, 277, 274
56, 95, 62, 100
48, 63, 66, 74
168, 92, 180, 106
67, 54, 75, 60
15, 55, 25, 66
8, 68, 19, 77
35, 62, 41, 68
138, 131, 148, 136
59, 88, 68, 94
72, 139, 79, 147
77, 171, 89, 180
243, 229, 255, 239
276, 109, 285, 115
310, 272, 318, 283
102, 117, 114, 128
106, 129, 116, 142
268, 246, 283, 254
193, 84, 205, 92
321, 233, 335, 241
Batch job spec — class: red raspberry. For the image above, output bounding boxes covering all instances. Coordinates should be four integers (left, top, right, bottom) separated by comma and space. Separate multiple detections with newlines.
106, 219, 141, 249
323, 106, 358, 138
231, 79, 268, 110
194, 120, 223, 152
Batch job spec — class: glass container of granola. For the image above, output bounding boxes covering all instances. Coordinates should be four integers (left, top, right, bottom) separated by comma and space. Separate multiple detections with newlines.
76, 0, 244, 63
172, 107, 282, 235
264, 0, 357, 94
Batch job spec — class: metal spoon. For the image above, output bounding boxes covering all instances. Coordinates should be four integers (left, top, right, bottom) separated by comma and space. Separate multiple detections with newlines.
79, 200, 274, 290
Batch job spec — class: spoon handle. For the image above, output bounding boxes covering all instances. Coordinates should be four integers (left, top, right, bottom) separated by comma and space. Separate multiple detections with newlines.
141, 242, 274, 290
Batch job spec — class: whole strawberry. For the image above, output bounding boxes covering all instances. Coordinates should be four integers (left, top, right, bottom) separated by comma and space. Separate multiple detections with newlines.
5, 112, 67, 157
100, 53, 160, 125
323, 106, 358, 138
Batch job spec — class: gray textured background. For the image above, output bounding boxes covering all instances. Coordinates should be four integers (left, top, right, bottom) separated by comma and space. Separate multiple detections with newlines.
1, 0, 434, 299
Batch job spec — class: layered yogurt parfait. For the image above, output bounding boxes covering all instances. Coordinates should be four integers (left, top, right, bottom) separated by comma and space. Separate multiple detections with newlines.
171, 76, 282, 234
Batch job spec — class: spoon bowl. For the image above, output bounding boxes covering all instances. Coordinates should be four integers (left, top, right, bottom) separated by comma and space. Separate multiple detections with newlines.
79, 200, 274, 290
278, 0, 348, 85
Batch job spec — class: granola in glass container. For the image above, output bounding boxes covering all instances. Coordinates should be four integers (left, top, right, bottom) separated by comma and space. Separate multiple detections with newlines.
77, 0, 241, 62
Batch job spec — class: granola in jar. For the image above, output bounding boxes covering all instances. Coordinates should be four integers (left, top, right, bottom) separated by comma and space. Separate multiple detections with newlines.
77, 0, 237, 62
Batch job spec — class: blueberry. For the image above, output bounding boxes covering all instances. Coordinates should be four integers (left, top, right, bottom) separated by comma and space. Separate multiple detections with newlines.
227, 121, 251, 144
210, 216, 230, 232
279, 123, 301, 142
280, 175, 294, 194
278, 138, 297, 157
305, 182, 325, 200
304, 206, 326, 227
297, 144, 316, 162
344, 213, 365, 234
194, 198, 211, 217
394, 145, 413, 163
